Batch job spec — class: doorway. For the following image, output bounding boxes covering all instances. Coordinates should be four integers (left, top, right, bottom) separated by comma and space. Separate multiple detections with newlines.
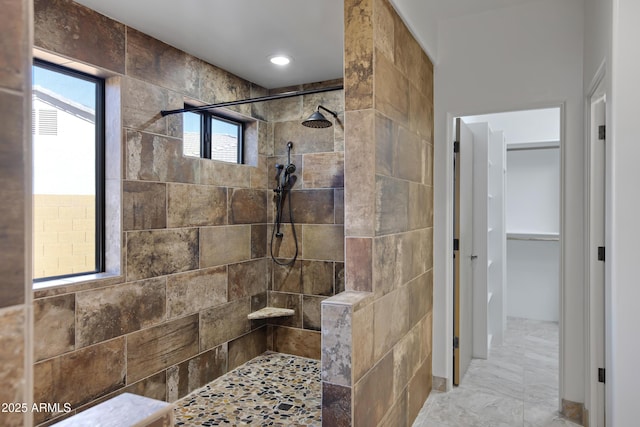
452, 108, 562, 414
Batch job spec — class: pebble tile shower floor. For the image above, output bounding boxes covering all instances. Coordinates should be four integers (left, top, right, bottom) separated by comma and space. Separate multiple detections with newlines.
174, 352, 321, 426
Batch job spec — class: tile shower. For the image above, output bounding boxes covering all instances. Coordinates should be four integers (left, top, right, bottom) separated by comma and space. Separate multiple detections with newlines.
27, 0, 433, 426
31, 1, 344, 425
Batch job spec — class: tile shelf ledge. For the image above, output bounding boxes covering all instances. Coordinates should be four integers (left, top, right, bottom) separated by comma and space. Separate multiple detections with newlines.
247, 307, 295, 320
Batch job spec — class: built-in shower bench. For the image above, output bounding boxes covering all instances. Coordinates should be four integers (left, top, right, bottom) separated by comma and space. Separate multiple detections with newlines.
247, 306, 295, 320
51, 393, 173, 427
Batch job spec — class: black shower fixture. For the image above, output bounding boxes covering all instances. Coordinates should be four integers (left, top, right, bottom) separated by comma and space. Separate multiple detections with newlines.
302, 105, 339, 128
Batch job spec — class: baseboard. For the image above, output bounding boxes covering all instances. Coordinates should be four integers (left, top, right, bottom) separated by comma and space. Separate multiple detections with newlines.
432, 375, 447, 392
561, 398, 585, 426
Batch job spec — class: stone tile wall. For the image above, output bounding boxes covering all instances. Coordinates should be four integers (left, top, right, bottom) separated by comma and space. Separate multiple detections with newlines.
322, 0, 434, 425
0, 0, 33, 426
265, 82, 345, 360
30, 1, 340, 425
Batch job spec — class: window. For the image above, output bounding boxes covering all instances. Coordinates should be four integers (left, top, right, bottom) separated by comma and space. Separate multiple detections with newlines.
183, 107, 244, 164
32, 60, 105, 281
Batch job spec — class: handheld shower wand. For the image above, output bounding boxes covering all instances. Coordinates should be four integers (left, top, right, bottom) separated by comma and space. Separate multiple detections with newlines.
271, 142, 299, 265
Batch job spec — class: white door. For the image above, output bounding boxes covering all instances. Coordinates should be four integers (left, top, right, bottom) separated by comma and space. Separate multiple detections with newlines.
589, 89, 606, 427
454, 118, 474, 385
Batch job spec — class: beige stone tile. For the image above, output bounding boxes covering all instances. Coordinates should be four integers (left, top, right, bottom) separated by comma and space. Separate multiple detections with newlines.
166, 266, 227, 319
76, 278, 166, 347
268, 292, 303, 328
127, 314, 199, 383
335, 262, 346, 294
0, 306, 26, 427
410, 87, 433, 140
408, 182, 431, 231
199, 298, 251, 351
303, 152, 345, 189
228, 188, 267, 224
281, 189, 335, 225
167, 183, 227, 227
302, 295, 326, 331
34, 295, 75, 361
199, 62, 251, 107
0, 91, 25, 308
125, 129, 198, 183
375, 112, 396, 177
379, 388, 408, 427
123, 181, 167, 231
344, 109, 376, 237
268, 223, 302, 261
375, 175, 409, 235
352, 301, 374, 383
274, 121, 334, 155
345, 237, 373, 292
200, 160, 251, 188
272, 326, 321, 359
121, 80, 172, 138
228, 259, 268, 301
321, 303, 352, 386
302, 260, 334, 296
396, 126, 424, 183
126, 28, 192, 96
335, 188, 345, 224
408, 271, 433, 329
167, 344, 227, 401
344, 0, 374, 111
272, 260, 302, 294
302, 224, 345, 261
126, 228, 199, 281
372, 234, 403, 296
0, 0, 26, 91
199, 225, 251, 268
393, 323, 421, 400
122, 371, 167, 402
353, 351, 394, 427
374, 52, 409, 126
251, 224, 267, 259
407, 354, 432, 422
393, 9, 420, 80
302, 85, 344, 121
228, 328, 267, 371
33, 338, 126, 424
322, 382, 352, 427
265, 94, 303, 123
373, 286, 410, 361
373, 0, 395, 64
34, 0, 125, 74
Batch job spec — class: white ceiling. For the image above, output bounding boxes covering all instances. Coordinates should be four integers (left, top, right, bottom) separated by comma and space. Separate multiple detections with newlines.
74, 0, 542, 89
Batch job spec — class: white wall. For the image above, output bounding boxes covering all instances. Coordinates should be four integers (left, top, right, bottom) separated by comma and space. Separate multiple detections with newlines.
464, 108, 560, 144
433, 0, 585, 403
506, 149, 560, 233
507, 239, 559, 322
608, 0, 640, 424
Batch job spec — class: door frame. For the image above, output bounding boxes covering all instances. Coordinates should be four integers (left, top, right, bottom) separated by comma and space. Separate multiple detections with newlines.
441, 103, 566, 401
584, 60, 607, 427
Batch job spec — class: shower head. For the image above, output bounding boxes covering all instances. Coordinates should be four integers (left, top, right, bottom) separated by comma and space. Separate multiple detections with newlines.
302, 105, 338, 128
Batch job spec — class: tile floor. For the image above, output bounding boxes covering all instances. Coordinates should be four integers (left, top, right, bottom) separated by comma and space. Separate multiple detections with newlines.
413, 317, 582, 427
174, 352, 321, 426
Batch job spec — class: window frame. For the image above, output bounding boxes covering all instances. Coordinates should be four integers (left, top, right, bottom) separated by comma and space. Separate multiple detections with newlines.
184, 106, 244, 164
32, 59, 106, 283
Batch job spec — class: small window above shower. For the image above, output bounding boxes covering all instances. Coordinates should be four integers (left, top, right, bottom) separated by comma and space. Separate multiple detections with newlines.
183, 106, 244, 164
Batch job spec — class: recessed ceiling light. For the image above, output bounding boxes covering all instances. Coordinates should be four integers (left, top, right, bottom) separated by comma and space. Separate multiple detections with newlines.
269, 55, 291, 66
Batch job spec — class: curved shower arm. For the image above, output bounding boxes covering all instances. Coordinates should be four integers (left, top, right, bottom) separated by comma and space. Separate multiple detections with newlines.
317, 105, 338, 118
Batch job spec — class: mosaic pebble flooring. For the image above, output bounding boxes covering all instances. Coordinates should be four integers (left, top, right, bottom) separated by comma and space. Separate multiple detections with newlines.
174, 352, 321, 426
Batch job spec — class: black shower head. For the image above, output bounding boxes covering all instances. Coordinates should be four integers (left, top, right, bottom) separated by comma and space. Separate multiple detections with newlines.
302, 105, 338, 128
